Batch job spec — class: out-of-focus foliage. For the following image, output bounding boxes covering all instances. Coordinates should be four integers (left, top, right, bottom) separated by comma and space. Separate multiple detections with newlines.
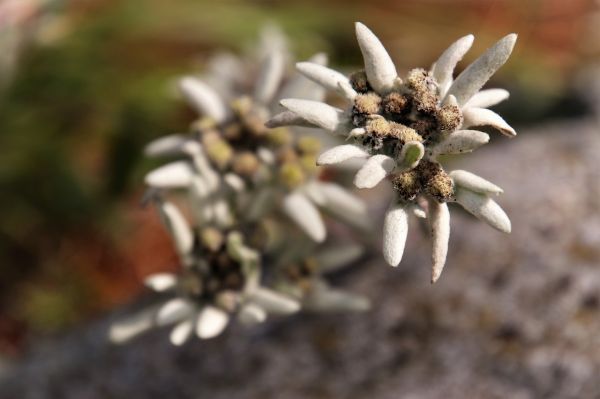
0, 0, 596, 355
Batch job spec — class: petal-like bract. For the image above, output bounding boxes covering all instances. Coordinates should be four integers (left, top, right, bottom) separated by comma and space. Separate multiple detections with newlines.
355, 22, 398, 93
283, 192, 326, 242
317, 144, 369, 165
449, 170, 503, 195
432, 34, 474, 97
179, 77, 228, 123
429, 201, 450, 283
354, 154, 395, 189
445, 34, 517, 106
383, 205, 409, 266
455, 188, 511, 233
462, 107, 517, 136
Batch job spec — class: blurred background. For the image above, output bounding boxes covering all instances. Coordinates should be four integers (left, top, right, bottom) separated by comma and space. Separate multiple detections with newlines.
0, 0, 599, 379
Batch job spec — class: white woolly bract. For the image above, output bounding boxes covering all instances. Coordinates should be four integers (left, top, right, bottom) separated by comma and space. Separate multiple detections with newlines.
354, 154, 395, 189
463, 88, 510, 109
445, 33, 517, 106
355, 22, 398, 93
462, 107, 517, 136
429, 201, 450, 284
317, 144, 369, 165
449, 170, 503, 195
432, 130, 490, 156
282, 192, 326, 242
279, 99, 348, 134
145, 161, 194, 188
431, 34, 474, 97
179, 77, 228, 123
383, 205, 409, 267
296, 62, 350, 95
455, 188, 511, 233
196, 306, 229, 339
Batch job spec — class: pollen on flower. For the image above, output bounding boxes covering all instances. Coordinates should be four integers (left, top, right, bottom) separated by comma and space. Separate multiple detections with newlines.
279, 161, 306, 188
382, 92, 409, 116
391, 169, 421, 201
419, 160, 454, 202
349, 70, 371, 93
202, 131, 233, 169
354, 92, 382, 115
388, 122, 423, 143
232, 151, 260, 176
436, 102, 463, 132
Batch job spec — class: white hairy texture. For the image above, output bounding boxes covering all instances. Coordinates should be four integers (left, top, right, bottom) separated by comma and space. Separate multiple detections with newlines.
156, 298, 194, 326
179, 77, 228, 123
432, 130, 490, 156
310, 181, 370, 229
265, 111, 318, 128
429, 201, 450, 284
278, 52, 327, 102
431, 34, 474, 97
337, 80, 358, 101
445, 34, 517, 106
238, 303, 267, 325
399, 141, 425, 169
144, 273, 177, 292
249, 287, 301, 314
109, 307, 157, 344
317, 144, 369, 165
158, 202, 194, 260
455, 188, 511, 233
355, 22, 398, 93
144, 134, 188, 157
296, 62, 350, 95
463, 88, 510, 109
354, 154, 395, 189
254, 51, 285, 104
282, 192, 326, 242
462, 107, 517, 136
144, 161, 194, 188
196, 306, 229, 339
383, 205, 409, 267
305, 281, 370, 312
316, 244, 365, 273
279, 99, 348, 135
449, 170, 503, 195
169, 319, 194, 346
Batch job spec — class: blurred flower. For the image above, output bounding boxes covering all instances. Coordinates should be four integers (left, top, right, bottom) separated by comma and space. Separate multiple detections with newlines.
270, 22, 517, 282
110, 27, 369, 345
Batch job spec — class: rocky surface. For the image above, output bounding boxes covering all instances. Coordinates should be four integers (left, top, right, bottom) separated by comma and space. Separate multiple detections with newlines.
1, 118, 600, 399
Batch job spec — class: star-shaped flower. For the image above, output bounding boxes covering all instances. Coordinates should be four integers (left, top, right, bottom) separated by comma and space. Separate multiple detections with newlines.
269, 22, 517, 282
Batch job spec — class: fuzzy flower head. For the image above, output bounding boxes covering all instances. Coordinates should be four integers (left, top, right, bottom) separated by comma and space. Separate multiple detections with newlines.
270, 23, 517, 282
111, 28, 371, 346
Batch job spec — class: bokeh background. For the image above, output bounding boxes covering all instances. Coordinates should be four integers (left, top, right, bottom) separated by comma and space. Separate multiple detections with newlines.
1, 0, 599, 387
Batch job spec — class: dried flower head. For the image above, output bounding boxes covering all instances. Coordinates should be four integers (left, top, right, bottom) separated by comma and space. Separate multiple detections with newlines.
269, 22, 517, 283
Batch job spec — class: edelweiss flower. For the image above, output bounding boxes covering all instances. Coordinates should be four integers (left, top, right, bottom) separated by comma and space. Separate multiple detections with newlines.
269, 22, 517, 282
143, 39, 369, 242
110, 202, 300, 345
